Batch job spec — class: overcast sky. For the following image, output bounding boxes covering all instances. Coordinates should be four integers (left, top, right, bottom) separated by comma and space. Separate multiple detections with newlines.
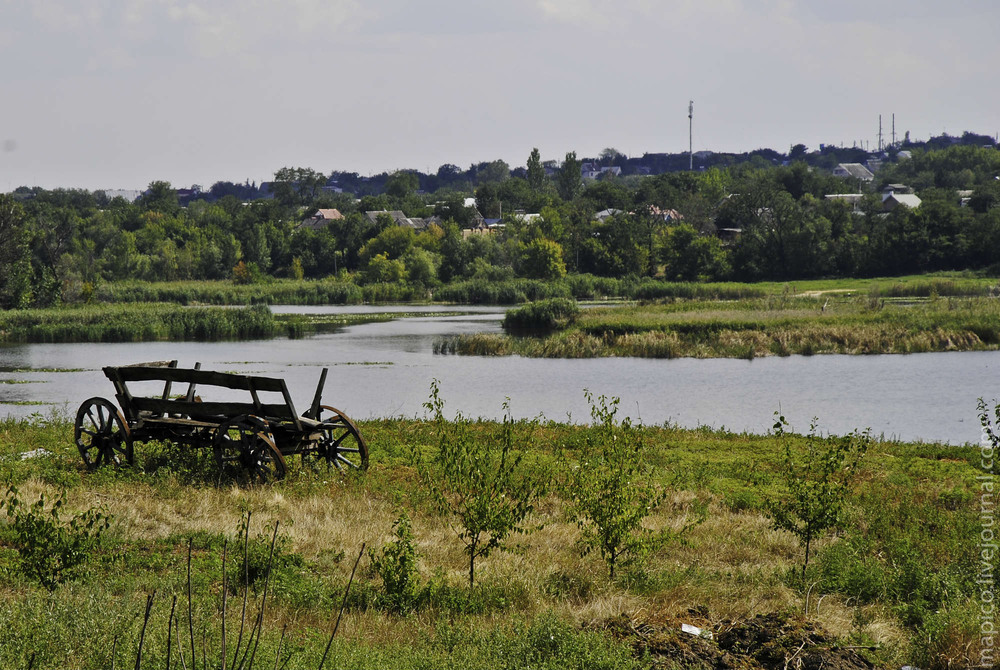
2, 0, 998, 191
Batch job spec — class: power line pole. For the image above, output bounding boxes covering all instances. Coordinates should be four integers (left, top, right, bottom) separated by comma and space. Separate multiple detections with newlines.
688, 100, 694, 170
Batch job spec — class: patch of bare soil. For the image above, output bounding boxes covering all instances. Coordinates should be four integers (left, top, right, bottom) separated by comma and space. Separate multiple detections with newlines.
592, 609, 874, 670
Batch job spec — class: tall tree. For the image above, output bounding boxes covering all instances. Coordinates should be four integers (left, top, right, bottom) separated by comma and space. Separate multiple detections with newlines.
271, 167, 327, 207
385, 170, 420, 199
140, 181, 180, 215
0, 195, 31, 308
557, 151, 583, 201
526, 148, 546, 191
479, 159, 511, 184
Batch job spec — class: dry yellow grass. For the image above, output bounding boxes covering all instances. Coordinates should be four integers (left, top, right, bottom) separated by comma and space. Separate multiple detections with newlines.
38, 475, 908, 654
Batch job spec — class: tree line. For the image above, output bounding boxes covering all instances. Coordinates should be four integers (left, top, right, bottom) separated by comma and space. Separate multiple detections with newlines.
2, 141, 1000, 309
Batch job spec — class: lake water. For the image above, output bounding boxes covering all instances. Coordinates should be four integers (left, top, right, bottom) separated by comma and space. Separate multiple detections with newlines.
1, 305, 996, 445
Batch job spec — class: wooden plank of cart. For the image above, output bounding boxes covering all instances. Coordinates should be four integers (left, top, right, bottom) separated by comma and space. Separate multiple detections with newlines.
73, 361, 368, 482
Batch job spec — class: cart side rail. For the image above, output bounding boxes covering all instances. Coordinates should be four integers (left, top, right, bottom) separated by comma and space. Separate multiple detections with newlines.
103, 366, 303, 431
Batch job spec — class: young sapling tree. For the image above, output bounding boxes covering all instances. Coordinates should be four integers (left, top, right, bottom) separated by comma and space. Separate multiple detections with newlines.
563, 392, 685, 580
413, 380, 547, 588
768, 413, 870, 580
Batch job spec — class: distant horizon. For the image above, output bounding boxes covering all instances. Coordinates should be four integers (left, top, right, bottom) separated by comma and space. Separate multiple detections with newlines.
5, 126, 996, 194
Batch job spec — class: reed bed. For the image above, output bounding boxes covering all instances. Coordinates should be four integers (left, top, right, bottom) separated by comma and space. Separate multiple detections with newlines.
69, 274, 1000, 313
449, 296, 1000, 359
0, 303, 277, 343
98, 279, 434, 306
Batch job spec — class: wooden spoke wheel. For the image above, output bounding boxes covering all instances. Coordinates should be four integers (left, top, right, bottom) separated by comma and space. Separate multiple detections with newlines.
75, 397, 133, 469
314, 405, 369, 472
213, 416, 287, 483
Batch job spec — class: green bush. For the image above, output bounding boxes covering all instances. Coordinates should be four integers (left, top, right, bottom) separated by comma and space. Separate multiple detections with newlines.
369, 512, 421, 613
0, 486, 111, 590
503, 298, 580, 332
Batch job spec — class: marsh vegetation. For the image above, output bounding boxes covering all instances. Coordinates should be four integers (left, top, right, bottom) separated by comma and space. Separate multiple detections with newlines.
453, 286, 1000, 359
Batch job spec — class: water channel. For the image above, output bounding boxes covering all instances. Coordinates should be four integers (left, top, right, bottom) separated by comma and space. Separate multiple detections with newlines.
1, 304, 997, 445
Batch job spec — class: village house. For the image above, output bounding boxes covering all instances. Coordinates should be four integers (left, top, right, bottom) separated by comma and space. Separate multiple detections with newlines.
299, 208, 343, 230
832, 163, 875, 182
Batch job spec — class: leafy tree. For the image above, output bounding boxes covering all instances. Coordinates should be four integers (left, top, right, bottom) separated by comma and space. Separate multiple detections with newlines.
479, 159, 510, 184
0, 195, 32, 308
436, 163, 464, 188
661, 223, 730, 281
582, 180, 631, 212
767, 414, 869, 579
527, 148, 546, 191
413, 381, 546, 587
598, 147, 625, 166
520, 238, 567, 280
437, 222, 469, 281
475, 182, 501, 218
789, 143, 808, 160
402, 246, 440, 286
433, 194, 478, 228
557, 152, 583, 201
140, 181, 180, 215
598, 214, 647, 277
272, 167, 327, 206
360, 252, 406, 284
968, 180, 1000, 214
385, 170, 420, 199
359, 225, 415, 264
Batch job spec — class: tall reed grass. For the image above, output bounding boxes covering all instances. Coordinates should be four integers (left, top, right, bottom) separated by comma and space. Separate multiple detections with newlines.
0, 304, 277, 343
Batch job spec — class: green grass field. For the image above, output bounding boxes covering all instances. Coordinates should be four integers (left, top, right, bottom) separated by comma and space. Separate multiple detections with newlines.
0, 398, 989, 669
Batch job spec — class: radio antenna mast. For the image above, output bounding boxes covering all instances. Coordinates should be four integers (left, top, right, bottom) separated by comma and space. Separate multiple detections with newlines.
688, 100, 694, 170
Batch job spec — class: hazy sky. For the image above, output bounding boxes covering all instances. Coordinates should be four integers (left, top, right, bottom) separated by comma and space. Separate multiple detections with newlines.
2, 0, 998, 191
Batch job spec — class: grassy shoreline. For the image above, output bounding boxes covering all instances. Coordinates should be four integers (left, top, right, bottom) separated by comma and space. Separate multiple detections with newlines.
73, 272, 1000, 307
450, 294, 1000, 359
1, 273, 997, 349
0, 410, 987, 668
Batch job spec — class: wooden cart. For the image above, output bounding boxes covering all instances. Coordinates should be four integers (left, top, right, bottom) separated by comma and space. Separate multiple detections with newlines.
74, 361, 368, 482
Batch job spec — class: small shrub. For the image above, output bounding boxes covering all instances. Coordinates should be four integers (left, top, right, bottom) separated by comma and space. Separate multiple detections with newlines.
0, 486, 111, 590
369, 511, 421, 613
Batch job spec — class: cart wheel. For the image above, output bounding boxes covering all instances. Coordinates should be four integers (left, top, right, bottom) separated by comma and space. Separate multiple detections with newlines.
213, 416, 287, 483
315, 405, 369, 472
75, 397, 133, 469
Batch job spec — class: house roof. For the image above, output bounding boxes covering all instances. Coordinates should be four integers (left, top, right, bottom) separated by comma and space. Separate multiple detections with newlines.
882, 193, 922, 209
834, 163, 875, 181
649, 206, 683, 220
593, 208, 623, 221
825, 193, 864, 203
315, 208, 342, 220
364, 210, 428, 229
